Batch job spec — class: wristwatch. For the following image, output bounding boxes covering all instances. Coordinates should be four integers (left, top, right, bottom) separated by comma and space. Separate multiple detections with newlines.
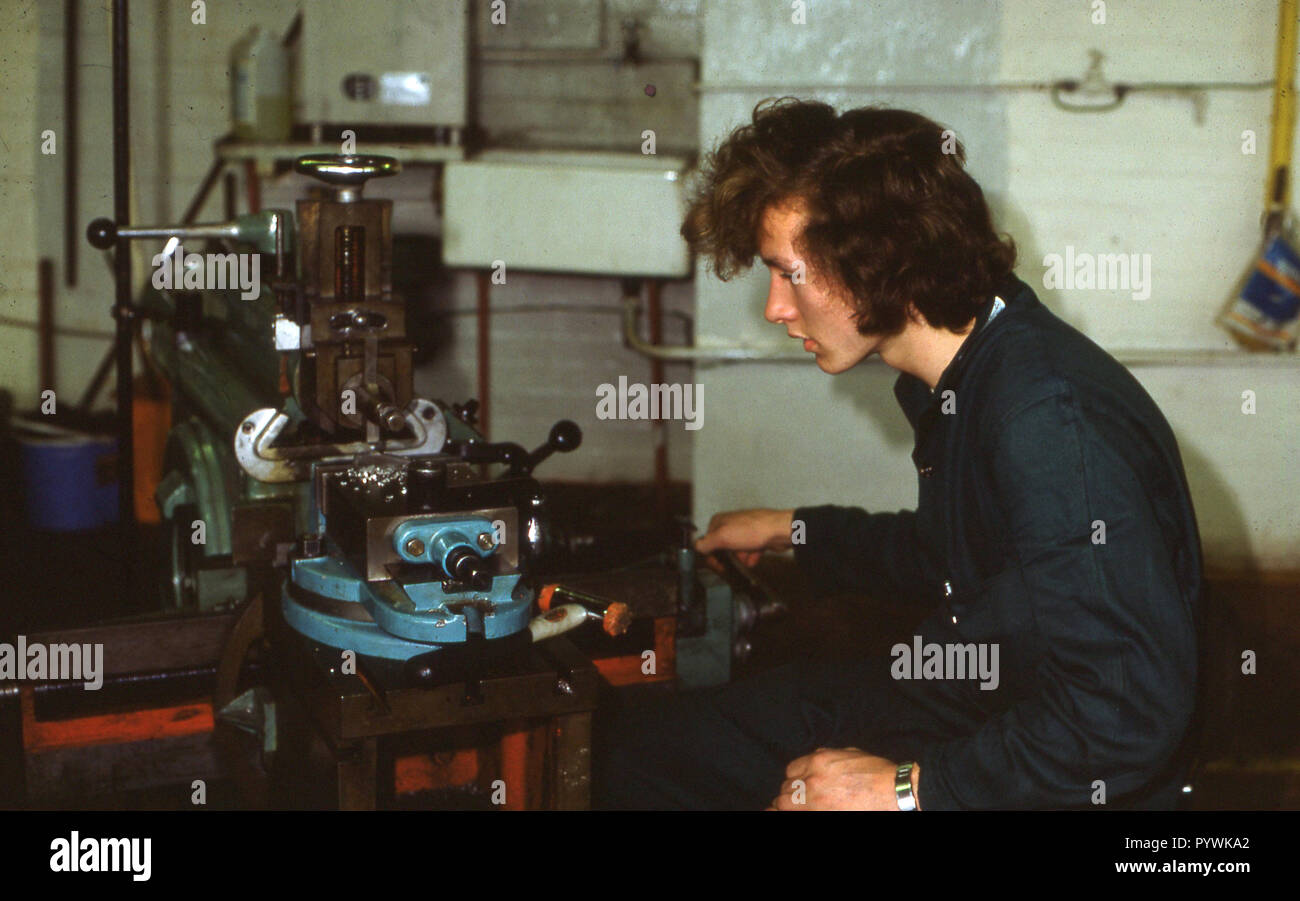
895, 761, 919, 811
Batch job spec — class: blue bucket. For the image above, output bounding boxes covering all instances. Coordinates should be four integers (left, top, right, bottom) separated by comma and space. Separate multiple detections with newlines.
18, 433, 119, 531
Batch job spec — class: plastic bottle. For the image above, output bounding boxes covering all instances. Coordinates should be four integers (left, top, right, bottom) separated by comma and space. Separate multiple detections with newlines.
230, 27, 290, 142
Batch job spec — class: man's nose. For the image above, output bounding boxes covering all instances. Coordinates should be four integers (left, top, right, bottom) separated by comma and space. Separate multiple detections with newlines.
764, 278, 795, 324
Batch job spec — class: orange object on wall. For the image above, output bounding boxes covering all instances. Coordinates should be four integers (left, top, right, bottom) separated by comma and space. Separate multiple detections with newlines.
132, 376, 171, 523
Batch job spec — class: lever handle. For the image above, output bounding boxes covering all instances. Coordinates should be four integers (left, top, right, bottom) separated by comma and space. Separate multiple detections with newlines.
526, 420, 582, 472
87, 210, 291, 255
452, 420, 582, 475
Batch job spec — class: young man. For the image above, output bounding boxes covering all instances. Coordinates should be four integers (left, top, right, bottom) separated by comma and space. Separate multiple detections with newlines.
593, 99, 1203, 810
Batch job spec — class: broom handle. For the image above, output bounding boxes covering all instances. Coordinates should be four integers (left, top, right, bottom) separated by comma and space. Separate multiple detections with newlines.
1266, 0, 1298, 236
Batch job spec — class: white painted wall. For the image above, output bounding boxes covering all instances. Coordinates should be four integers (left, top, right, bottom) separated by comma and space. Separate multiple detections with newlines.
692, 0, 1298, 570
2, 0, 301, 418
0, 0, 698, 484
1, 1, 1295, 565
0, 2, 44, 406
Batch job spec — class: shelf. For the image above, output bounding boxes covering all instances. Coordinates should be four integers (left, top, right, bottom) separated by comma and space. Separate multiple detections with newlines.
217, 140, 466, 167
1107, 349, 1299, 366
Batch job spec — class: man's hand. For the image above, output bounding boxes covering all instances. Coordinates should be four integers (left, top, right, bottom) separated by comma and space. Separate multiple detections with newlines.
694, 508, 797, 568
770, 749, 921, 810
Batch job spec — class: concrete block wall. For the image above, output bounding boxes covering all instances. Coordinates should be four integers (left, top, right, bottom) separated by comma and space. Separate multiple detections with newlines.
691, 0, 1298, 570
1, 0, 699, 483
1, 1, 1295, 566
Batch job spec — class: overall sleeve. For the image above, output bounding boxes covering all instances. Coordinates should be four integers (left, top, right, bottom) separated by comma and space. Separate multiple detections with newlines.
791, 504, 933, 600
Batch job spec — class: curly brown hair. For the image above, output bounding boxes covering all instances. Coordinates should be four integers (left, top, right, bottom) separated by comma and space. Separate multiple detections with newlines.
680, 98, 1017, 335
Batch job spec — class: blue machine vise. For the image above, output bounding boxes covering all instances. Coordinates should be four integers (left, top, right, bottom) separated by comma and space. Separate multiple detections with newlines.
280, 452, 559, 663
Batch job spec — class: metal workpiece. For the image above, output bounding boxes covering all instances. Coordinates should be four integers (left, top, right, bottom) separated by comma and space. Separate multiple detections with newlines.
233, 398, 448, 483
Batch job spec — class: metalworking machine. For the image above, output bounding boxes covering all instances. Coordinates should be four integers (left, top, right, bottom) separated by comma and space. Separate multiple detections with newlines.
84, 154, 616, 808
18, 2, 778, 810
91, 154, 593, 671
69, 148, 789, 809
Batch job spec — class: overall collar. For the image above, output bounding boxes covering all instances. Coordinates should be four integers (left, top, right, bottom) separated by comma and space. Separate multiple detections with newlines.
893, 274, 1032, 430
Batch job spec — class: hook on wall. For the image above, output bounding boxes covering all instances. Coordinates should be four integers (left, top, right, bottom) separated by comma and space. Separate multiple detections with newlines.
1051, 51, 1128, 113
1051, 50, 1210, 124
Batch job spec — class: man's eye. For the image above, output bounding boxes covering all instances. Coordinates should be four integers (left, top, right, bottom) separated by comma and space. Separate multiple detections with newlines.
779, 271, 794, 281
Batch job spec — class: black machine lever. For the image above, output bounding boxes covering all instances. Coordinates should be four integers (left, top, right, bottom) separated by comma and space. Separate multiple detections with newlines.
451, 419, 582, 475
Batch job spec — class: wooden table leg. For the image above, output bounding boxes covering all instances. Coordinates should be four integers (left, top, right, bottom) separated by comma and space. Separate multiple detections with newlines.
337, 737, 378, 811
551, 712, 591, 810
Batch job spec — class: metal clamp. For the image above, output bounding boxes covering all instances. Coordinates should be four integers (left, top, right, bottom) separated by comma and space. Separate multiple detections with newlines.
234, 398, 448, 483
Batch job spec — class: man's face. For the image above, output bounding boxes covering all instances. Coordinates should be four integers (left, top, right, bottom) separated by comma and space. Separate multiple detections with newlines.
757, 202, 883, 374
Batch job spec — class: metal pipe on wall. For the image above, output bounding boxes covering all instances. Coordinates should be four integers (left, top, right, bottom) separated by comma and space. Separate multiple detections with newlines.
38, 259, 55, 395
64, 0, 78, 288
111, 0, 135, 529
646, 280, 668, 517
476, 270, 491, 440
